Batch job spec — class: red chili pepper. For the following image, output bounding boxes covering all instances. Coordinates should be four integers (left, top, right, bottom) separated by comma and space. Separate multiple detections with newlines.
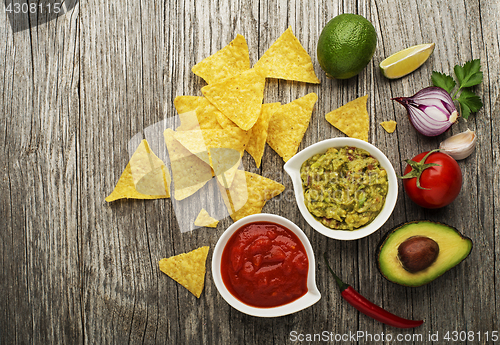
324, 253, 423, 329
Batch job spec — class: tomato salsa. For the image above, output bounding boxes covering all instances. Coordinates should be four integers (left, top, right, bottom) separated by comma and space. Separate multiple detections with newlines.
220, 222, 309, 308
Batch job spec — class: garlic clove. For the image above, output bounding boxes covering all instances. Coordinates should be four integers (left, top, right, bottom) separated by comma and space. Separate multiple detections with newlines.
439, 129, 476, 160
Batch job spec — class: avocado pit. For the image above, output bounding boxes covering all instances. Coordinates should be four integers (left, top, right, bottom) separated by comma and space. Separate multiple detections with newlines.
397, 236, 439, 273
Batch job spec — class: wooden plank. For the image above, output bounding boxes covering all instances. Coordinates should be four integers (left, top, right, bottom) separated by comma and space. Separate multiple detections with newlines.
79, 0, 170, 343
0, 2, 82, 344
453, 0, 495, 335
0, 12, 35, 343
474, 0, 500, 333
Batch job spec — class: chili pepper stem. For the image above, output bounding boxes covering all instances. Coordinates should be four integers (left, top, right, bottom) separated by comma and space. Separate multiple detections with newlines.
323, 253, 349, 292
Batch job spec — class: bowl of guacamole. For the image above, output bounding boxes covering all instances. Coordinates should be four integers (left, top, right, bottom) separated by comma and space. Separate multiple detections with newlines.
284, 138, 398, 240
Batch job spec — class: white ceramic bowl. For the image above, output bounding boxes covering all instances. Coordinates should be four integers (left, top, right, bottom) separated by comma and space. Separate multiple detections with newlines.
284, 138, 398, 241
212, 214, 321, 317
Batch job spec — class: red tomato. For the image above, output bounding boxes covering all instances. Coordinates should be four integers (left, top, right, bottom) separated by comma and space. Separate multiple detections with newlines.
402, 151, 462, 209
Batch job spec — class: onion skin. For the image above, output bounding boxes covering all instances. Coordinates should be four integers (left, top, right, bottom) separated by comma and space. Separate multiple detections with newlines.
392, 87, 458, 136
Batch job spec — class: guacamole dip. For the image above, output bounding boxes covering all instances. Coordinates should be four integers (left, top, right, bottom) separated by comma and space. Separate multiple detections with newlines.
300, 146, 388, 230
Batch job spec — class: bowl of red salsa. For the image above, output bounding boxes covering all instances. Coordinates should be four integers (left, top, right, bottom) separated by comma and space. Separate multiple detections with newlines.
212, 214, 321, 317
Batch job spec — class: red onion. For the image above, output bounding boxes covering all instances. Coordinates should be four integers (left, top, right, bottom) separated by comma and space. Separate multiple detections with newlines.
392, 86, 458, 136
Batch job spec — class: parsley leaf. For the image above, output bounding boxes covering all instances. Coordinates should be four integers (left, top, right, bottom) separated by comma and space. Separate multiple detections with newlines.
431, 71, 456, 94
431, 59, 483, 119
458, 90, 483, 120
454, 59, 483, 88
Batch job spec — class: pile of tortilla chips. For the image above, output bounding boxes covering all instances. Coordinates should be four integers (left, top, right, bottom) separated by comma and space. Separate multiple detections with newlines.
190, 27, 319, 164
107, 28, 320, 231
167, 27, 319, 220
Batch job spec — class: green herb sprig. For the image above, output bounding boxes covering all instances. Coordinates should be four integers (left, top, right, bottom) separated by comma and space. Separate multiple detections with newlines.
431, 59, 483, 120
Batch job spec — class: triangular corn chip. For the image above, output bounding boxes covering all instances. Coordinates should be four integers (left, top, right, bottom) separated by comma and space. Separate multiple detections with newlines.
192, 34, 250, 84
325, 95, 369, 142
246, 102, 281, 168
267, 93, 317, 162
173, 128, 249, 162
176, 111, 202, 131
380, 120, 397, 133
194, 209, 219, 228
209, 147, 242, 189
217, 171, 285, 221
254, 27, 320, 84
173, 128, 250, 188
106, 140, 170, 202
201, 68, 266, 131
174, 96, 223, 130
159, 246, 210, 298
164, 129, 213, 200
215, 111, 237, 129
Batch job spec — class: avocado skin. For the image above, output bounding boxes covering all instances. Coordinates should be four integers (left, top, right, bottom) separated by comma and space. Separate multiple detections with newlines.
376, 221, 473, 287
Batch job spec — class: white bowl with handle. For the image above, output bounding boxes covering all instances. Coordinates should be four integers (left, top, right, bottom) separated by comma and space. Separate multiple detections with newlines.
212, 213, 321, 317
284, 138, 398, 241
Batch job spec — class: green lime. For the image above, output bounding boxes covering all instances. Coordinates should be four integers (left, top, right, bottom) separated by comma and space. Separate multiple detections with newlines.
317, 14, 377, 79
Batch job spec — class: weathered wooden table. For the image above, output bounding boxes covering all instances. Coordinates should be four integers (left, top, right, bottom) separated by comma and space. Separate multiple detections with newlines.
1, 0, 499, 343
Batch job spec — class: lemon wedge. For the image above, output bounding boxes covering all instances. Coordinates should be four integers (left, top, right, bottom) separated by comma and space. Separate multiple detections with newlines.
380, 43, 435, 79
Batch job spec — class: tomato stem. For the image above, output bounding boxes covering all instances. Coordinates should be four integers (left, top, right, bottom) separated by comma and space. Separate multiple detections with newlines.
399, 149, 442, 190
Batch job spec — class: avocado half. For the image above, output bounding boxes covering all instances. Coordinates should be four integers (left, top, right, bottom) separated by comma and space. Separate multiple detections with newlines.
377, 221, 472, 287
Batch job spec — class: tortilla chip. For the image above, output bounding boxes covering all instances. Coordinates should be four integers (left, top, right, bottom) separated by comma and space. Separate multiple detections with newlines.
217, 171, 285, 221
209, 147, 242, 189
218, 169, 248, 214
380, 120, 397, 133
164, 129, 213, 200
192, 34, 250, 84
267, 93, 317, 162
106, 140, 171, 202
176, 111, 201, 131
173, 127, 249, 163
201, 68, 266, 131
174, 96, 223, 130
325, 95, 369, 142
173, 128, 250, 188
215, 111, 237, 129
254, 27, 320, 84
194, 209, 219, 228
159, 246, 210, 298
172, 130, 210, 164
246, 102, 281, 168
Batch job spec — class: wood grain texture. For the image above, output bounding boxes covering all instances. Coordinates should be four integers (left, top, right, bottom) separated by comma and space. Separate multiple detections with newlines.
0, 1, 81, 344
1, 0, 499, 344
